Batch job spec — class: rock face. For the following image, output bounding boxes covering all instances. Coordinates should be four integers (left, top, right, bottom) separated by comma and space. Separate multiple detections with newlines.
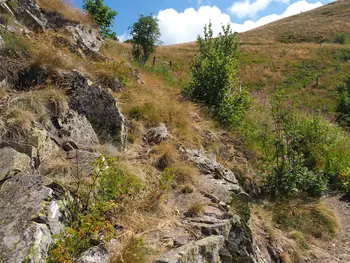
59, 109, 99, 149
0, 147, 30, 181
68, 72, 126, 148
77, 246, 109, 263
155, 236, 225, 263
0, 172, 70, 263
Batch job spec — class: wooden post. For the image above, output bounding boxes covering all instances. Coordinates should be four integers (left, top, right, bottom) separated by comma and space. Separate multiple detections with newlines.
152, 57, 156, 67
169, 61, 172, 69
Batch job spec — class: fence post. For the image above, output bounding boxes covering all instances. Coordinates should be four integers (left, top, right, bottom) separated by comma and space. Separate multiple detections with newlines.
169, 61, 172, 69
152, 57, 156, 67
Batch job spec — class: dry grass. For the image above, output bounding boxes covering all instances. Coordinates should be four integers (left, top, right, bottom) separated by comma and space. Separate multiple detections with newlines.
35, 0, 90, 24
42, 158, 74, 180
110, 235, 150, 263
186, 202, 205, 217
2, 108, 36, 140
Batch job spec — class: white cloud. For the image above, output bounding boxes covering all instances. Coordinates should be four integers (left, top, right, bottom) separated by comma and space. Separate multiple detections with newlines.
229, 0, 289, 19
117, 32, 130, 42
156, 0, 323, 45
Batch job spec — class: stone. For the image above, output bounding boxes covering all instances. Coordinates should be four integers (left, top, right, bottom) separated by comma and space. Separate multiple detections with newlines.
155, 235, 225, 263
59, 110, 99, 148
145, 123, 170, 145
66, 25, 104, 59
0, 147, 31, 181
66, 150, 100, 177
68, 72, 127, 148
18, 9, 45, 31
77, 246, 109, 263
0, 172, 70, 263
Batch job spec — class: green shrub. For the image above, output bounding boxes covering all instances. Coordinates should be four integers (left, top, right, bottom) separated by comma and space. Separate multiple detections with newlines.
159, 167, 176, 191
259, 90, 350, 197
184, 22, 250, 127
336, 77, 350, 126
48, 156, 143, 262
334, 32, 347, 44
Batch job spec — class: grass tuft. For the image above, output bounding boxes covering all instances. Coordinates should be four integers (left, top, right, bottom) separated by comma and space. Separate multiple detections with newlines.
186, 202, 205, 217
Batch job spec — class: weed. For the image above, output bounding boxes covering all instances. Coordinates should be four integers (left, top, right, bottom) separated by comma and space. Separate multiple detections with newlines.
290, 231, 309, 250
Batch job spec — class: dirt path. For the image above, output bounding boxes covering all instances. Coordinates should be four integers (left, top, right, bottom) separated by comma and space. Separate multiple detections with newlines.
316, 195, 350, 263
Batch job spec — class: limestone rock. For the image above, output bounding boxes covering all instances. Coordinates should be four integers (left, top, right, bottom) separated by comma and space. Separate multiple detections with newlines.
0, 147, 31, 181
77, 246, 109, 263
155, 235, 225, 263
0, 172, 70, 263
68, 72, 127, 148
145, 123, 170, 145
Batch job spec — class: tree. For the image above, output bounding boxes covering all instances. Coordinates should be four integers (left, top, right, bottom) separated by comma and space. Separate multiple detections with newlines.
184, 22, 250, 127
129, 15, 161, 65
83, 0, 118, 38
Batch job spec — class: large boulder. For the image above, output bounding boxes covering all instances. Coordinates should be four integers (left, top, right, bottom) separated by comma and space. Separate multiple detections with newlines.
68, 72, 127, 148
0, 172, 71, 263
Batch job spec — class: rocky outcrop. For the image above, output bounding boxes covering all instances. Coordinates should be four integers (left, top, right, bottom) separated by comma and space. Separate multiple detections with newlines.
68, 72, 126, 148
155, 236, 225, 263
154, 146, 261, 263
1, 0, 104, 58
0, 172, 71, 263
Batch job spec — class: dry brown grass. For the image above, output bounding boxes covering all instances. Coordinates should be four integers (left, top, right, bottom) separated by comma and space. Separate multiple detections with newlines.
186, 202, 205, 217
118, 72, 202, 147
2, 108, 36, 140
35, 0, 90, 24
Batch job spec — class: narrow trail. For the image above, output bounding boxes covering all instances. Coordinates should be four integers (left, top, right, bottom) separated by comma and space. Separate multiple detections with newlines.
317, 195, 350, 263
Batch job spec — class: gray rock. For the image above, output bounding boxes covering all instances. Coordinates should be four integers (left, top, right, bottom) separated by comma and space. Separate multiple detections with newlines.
68, 72, 127, 148
146, 123, 170, 145
0, 172, 70, 263
66, 25, 103, 59
0, 147, 30, 181
155, 235, 225, 263
60, 110, 99, 148
17, 9, 45, 31
77, 246, 109, 263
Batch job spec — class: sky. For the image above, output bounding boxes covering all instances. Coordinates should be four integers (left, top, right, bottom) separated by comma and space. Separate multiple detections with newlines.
76, 0, 334, 45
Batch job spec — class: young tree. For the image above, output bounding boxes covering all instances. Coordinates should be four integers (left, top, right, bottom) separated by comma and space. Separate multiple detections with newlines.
129, 15, 161, 65
83, 0, 118, 39
184, 22, 250, 127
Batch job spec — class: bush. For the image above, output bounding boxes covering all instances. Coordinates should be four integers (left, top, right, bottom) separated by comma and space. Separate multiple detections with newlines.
184, 22, 250, 128
336, 77, 350, 126
259, 90, 350, 197
334, 32, 347, 44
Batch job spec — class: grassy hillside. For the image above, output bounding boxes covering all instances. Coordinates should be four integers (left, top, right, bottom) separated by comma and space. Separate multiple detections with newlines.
151, 0, 350, 114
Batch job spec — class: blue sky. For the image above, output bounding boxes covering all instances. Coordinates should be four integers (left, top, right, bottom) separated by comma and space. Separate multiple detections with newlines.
76, 0, 334, 44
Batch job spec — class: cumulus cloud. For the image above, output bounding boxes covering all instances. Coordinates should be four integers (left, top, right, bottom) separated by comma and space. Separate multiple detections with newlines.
156, 0, 323, 45
229, 0, 289, 19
